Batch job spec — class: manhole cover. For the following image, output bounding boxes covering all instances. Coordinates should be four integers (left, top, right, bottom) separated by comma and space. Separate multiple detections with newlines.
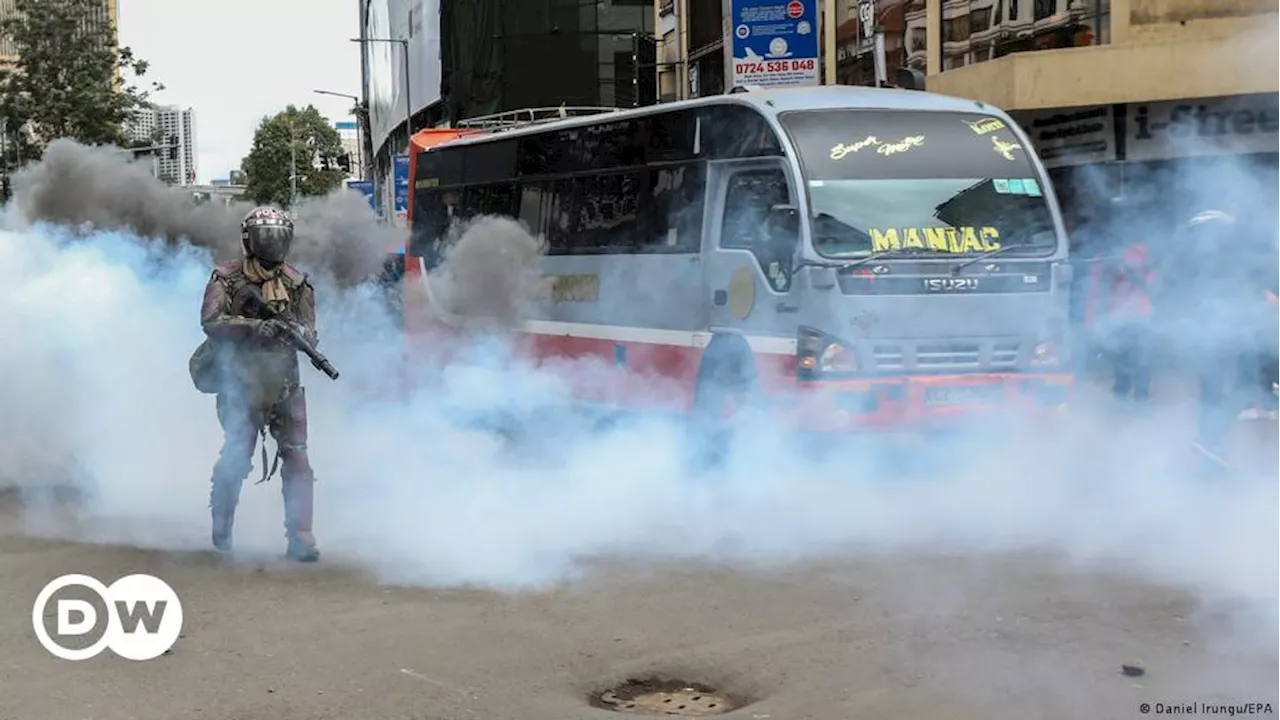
593, 679, 737, 717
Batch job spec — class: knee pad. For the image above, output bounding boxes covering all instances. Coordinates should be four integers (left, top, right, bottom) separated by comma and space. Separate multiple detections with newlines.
212, 454, 253, 484
280, 450, 316, 483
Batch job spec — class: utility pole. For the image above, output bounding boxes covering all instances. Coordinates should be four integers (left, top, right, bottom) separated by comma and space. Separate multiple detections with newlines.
314, 89, 364, 180
290, 119, 298, 208
672, 0, 685, 100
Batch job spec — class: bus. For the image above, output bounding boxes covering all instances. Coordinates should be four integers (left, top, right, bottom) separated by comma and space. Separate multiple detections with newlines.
401, 87, 1074, 433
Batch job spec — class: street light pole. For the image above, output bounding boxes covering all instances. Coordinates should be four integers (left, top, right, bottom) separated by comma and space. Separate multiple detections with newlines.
314, 88, 365, 179
289, 120, 298, 208
352, 35, 413, 224
351, 37, 413, 139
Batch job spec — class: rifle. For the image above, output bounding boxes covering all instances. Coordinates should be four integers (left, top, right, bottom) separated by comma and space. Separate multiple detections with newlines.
237, 285, 341, 380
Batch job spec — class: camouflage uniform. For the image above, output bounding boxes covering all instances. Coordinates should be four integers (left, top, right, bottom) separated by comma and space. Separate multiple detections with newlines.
200, 206, 321, 561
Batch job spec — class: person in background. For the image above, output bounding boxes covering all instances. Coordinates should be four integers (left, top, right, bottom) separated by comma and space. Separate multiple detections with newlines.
1066, 200, 1118, 376
1102, 240, 1154, 403
1154, 206, 1270, 472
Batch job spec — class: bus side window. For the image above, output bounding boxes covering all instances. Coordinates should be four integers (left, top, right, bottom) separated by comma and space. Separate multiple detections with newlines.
461, 186, 485, 222
412, 189, 449, 268
573, 171, 642, 254
544, 178, 576, 254
647, 164, 705, 252
721, 169, 792, 269
518, 183, 544, 238
484, 183, 517, 218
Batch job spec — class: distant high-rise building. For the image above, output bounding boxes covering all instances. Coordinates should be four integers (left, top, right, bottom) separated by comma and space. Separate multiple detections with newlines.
333, 120, 360, 177
0, 0, 119, 64
126, 104, 198, 186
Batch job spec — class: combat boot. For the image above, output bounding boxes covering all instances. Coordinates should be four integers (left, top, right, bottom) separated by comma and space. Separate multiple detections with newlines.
281, 477, 319, 562
210, 476, 244, 555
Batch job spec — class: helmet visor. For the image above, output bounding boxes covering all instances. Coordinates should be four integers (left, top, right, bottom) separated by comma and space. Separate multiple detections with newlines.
248, 225, 293, 265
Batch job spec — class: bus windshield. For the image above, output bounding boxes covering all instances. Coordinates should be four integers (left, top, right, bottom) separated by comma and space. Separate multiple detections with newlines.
779, 109, 1060, 259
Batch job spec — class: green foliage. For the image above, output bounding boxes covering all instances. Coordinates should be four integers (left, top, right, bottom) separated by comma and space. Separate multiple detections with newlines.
240, 105, 347, 208
0, 0, 163, 162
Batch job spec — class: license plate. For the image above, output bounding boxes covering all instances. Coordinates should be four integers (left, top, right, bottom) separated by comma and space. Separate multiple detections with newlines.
925, 385, 1003, 406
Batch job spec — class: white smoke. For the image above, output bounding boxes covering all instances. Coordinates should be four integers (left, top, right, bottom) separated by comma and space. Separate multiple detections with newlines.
0, 100, 1275, 690
0, 209, 1275, 639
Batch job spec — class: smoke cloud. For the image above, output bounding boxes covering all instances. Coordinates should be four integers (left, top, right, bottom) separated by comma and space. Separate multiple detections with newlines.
428, 215, 550, 331
0, 127, 1275, 662
8, 138, 396, 284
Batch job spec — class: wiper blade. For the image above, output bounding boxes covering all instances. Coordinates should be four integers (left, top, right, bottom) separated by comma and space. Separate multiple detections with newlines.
951, 243, 1028, 274
844, 247, 941, 268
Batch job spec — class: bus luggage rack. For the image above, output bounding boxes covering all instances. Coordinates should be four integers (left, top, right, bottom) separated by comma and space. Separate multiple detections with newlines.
454, 106, 622, 132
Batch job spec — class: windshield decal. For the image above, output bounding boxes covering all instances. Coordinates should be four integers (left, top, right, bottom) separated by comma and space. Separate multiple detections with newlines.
829, 134, 925, 160
992, 177, 1044, 196
991, 136, 1024, 161
964, 117, 1006, 135
869, 226, 1001, 254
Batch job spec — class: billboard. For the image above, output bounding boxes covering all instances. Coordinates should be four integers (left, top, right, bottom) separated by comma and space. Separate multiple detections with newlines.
364, 0, 443, 156
726, 0, 820, 90
392, 154, 410, 219
347, 179, 376, 209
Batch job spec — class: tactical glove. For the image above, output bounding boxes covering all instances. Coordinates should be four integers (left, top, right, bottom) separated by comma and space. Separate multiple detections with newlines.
253, 318, 284, 339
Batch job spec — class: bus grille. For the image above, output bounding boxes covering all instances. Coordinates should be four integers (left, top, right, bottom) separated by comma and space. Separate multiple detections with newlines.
870, 341, 1021, 372
991, 341, 1020, 367
873, 345, 905, 369
917, 343, 981, 369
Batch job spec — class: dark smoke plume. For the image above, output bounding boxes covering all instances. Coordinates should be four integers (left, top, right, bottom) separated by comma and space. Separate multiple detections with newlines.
7, 138, 397, 284
428, 215, 550, 331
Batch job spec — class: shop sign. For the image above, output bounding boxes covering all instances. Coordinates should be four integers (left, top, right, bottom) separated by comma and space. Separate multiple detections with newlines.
1015, 105, 1116, 169
1126, 93, 1279, 162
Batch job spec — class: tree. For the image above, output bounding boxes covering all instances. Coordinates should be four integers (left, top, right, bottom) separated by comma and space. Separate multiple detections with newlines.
0, 0, 163, 162
239, 105, 347, 208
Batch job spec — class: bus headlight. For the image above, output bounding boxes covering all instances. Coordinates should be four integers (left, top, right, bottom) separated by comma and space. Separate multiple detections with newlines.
1030, 341, 1059, 367
820, 343, 859, 372
798, 326, 859, 378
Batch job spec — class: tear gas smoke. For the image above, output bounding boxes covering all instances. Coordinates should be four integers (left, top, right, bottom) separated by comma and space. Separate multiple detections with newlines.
0, 129, 1275, 653
427, 215, 550, 331
8, 138, 395, 285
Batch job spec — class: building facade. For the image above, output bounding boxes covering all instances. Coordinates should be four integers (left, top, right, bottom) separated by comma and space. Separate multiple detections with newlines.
919, 0, 1278, 232
126, 104, 198, 186
0, 0, 119, 63
652, 0, 1276, 229
360, 0, 655, 222
334, 120, 361, 178
189, 182, 246, 207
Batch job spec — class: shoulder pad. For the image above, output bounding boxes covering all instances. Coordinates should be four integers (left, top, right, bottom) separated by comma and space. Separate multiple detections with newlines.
280, 263, 309, 287
213, 260, 243, 279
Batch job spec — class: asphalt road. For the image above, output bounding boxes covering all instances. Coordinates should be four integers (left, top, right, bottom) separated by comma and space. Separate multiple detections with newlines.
0, 379, 1276, 720
1, 537, 1277, 720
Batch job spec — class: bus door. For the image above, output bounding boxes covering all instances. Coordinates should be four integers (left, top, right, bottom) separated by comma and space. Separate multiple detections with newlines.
704, 159, 802, 338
